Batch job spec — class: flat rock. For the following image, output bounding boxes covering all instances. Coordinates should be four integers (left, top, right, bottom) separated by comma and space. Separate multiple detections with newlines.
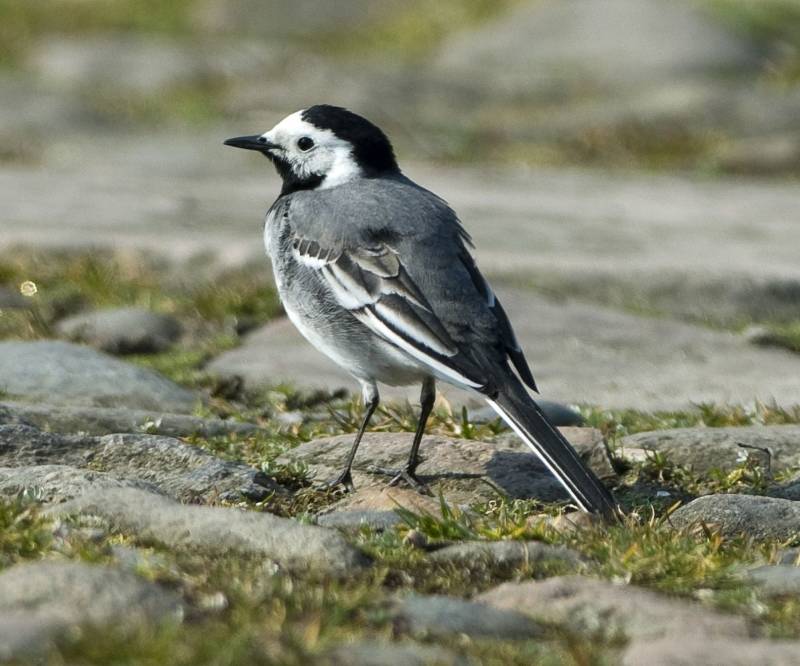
776, 548, 800, 566
5, 128, 800, 408
31, 35, 212, 96
0, 400, 263, 438
316, 509, 402, 532
0, 424, 281, 503
478, 576, 747, 641
433, 0, 757, 98
321, 486, 442, 517
0, 286, 29, 309
767, 478, 800, 502
0, 561, 183, 660
0, 341, 197, 412
47, 487, 370, 575
747, 565, 800, 596
207, 289, 800, 411
619, 426, 800, 475
276, 430, 613, 506
670, 495, 800, 540
429, 540, 583, 573
320, 641, 468, 666
0, 464, 160, 503
623, 636, 800, 666
56, 307, 182, 354
391, 593, 543, 640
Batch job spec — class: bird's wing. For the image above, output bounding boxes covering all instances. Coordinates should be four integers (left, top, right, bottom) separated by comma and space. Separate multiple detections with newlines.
456, 245, 538, 392
290, 231, 489, 389
281, 177, 537, 393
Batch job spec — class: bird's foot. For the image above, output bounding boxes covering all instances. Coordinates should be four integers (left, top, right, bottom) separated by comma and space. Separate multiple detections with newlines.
368, 465, 432, 495
319, 468, 356, 494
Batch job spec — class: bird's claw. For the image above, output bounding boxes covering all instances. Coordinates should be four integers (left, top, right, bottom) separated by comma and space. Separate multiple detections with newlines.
319, 469, 356, 493
368, 465, 432, 495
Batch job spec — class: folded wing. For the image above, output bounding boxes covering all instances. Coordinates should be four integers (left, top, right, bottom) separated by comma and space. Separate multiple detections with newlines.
291, 233, 488, 389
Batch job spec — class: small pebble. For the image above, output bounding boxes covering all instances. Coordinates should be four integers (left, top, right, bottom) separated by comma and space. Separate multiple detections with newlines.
403, 529, 428, 549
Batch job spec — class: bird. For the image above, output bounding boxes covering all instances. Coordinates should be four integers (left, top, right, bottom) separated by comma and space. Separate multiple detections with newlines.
224, 105, 620, 520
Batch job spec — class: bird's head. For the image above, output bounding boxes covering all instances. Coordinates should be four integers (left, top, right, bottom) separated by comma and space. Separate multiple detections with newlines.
224, 105, 399, 195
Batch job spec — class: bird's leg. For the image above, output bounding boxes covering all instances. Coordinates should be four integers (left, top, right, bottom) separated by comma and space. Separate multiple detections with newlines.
370, 377, 435, 494
322, 381, 379, 492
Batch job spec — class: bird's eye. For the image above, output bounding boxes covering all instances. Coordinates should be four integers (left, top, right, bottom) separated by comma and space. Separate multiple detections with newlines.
297, 136, 314, 151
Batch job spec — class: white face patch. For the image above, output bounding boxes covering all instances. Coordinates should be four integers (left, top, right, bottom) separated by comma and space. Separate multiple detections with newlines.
262, 110, 362, 189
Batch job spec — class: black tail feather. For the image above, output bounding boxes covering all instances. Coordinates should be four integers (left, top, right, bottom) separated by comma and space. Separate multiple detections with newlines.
488, 386, 620, 521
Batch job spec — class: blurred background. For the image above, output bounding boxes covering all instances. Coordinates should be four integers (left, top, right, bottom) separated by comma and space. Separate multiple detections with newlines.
2, 0, 800, 171
1, 0, 799, 410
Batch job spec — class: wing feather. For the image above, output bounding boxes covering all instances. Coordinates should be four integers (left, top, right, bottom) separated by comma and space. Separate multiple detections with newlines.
291, 232, 486, 389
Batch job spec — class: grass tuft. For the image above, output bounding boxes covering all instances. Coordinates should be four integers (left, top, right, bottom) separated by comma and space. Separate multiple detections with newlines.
0, 497, 52, 569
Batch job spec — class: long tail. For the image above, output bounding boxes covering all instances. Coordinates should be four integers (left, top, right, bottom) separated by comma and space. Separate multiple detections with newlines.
487, 385, 620, 522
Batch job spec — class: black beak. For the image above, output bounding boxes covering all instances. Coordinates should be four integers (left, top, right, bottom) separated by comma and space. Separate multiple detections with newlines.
223, 134, 279, 152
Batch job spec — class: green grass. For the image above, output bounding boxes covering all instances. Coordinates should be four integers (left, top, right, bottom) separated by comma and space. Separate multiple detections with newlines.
311, 0, 523, 61
580, 402, 800, 442
0, 0, 199, 66
702, 0, 800, 82
0, 249, 281, 388
759, 322, 800, 353
0, 497, 52, 569
4, 247, 800, 660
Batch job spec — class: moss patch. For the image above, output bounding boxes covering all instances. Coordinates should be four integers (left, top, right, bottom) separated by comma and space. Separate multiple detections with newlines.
702, 0, 800, 82
0, 497, 52, 569
0, 0, 199, 66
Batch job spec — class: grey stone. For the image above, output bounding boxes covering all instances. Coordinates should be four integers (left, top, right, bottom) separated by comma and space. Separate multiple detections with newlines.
777, 548, 800, 566
746, 565, 800, 596
0, 561, 182, 660
31, 36, 211, 96
433, 0, 758, 98
769, 478, 800, 502
4, 127, 800, 408
528, 271, 800, 330
0, 286, 29, 309
619, 425, 800, 475
0, 400, 263, 438
391, 593, 543, 640
89, 433, 281, 502
0, 424, 282, 503
478, 576, 747, 641
48, 487, 370, 575
192, 0, 405, 39
3, 129, 800, 405
275, 430, 612, 506
208, 288, 800, 412
321, 485, 442, 517
0, 464, 160, 503
623, 636, 800, 666
110, 545, 174, 575
421, 0, 789, 173
321, 640, 468, 666
57, 307, 182, 354
316, 510, 402, 532
0, 613, 65, 661
429, 540, 583, 572
713, 134, 800, 176
0, 341, 197, 412
670, 495, 800, 541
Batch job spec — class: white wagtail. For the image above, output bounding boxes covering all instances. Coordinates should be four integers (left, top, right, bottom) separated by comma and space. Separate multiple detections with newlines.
225, 105, 619, 519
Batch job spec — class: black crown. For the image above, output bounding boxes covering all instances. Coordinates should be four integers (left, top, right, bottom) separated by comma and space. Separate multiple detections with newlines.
302, 105, 399, 177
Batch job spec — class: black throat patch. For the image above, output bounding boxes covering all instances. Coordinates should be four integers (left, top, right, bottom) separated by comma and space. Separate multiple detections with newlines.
267, 153, 324, 196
